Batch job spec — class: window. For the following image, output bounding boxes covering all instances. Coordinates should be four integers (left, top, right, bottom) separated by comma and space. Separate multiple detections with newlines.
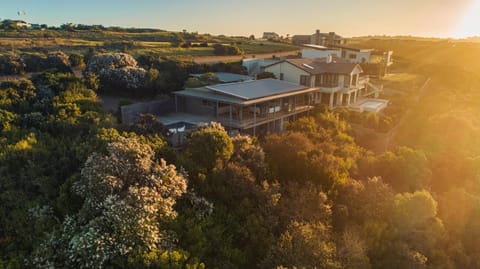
279, 73, 284, 80
323, 74, 339, 87
300, 75, 309, 86
344, 75, 350, 87
352, 74, 358, 86
349, 54, 357, 59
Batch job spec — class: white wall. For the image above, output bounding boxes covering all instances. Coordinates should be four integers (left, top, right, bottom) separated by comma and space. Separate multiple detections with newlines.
242, 58, 282, 76
264, 62, 310, 85
301, 49, 341, 59
344, 50, 372, 63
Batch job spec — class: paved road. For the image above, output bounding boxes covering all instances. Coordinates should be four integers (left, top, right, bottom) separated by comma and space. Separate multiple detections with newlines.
192, 50, 300, 64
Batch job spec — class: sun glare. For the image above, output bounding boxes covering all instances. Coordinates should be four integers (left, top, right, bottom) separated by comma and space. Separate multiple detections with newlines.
455, 0, 480, 38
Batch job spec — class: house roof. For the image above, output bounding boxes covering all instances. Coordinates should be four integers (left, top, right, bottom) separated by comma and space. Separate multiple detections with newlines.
301, 44, 340, 51
174, 79, 317, 105
190, 72, 253, 83
265, 58, 361, 75
330, 45, 374, 52
206, 79, 307, 100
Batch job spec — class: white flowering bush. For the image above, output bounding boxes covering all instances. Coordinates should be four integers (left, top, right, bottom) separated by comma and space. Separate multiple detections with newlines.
101, 66, 146, 89
86, 53, 139, 73
33, 137, 187, 269
86, 53, 147, 90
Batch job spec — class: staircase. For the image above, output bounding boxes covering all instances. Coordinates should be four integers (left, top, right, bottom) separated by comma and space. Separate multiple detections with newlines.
365, 81, 383, 98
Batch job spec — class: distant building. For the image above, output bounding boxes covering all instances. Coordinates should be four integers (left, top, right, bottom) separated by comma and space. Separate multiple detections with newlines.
292, 29, 346, 46
329, 45, 374, 64
362, 50, 394, 78
263, 32, 280, 40
29, 23, 45, 30
300, 44, 342, 60
14, 20, 30, 29
1, 20, 30, 29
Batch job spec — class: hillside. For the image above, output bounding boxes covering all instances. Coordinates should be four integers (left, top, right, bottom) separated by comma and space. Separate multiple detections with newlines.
0, 27, 299, 59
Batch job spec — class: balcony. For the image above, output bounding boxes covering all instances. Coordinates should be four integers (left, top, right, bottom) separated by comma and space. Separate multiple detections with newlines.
217, 105, 314, 129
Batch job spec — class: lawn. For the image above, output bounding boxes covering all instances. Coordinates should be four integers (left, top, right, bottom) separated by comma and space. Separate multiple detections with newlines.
237, 41, 299, 54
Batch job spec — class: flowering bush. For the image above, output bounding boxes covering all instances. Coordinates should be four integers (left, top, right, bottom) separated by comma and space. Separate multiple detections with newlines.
33, 137, 187, 269
86, 53, 147, 91
86, 53, 139, 74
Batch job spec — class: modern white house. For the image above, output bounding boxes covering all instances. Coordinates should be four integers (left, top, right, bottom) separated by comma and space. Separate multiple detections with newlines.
301, 44, 342, 59
264, 57, 383, 109
329, 45, 374, 64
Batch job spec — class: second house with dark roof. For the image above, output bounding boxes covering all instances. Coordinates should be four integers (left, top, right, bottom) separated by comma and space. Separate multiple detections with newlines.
263, 56, 381, 109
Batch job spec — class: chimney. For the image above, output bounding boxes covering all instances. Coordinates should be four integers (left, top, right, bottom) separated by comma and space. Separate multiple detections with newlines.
316, 29, 320, 34
326, 54, 333, 63
329, 32, 335, 36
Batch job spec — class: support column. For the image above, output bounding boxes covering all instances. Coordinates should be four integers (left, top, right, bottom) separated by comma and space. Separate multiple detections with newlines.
174, 95, 178, 113
329, 92, 334, 109
253, 104, 257, 136
229, 104, 232, 128
347, 93, 351, 105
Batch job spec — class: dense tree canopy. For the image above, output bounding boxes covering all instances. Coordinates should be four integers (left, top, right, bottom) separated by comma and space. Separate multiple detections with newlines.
2, 38, 480, 268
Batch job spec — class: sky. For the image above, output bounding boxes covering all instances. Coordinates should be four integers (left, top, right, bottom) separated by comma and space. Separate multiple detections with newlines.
1, 0, 479, 38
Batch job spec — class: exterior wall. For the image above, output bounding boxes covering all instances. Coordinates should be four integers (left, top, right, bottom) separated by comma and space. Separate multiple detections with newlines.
264, 62, 310, 85
242, 58, 282, 76
338, 74, 347, 88
352, 65, 362, 79
301, 49, 341, 59
385, 51, 394, 66
292, 35, 311, 45
184, 97, 215, 116
343, 50, 372, 63
120, 98, 174, 124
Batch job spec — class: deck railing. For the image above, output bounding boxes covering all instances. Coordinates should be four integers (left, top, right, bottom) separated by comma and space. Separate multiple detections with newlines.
217, 105, 314, 129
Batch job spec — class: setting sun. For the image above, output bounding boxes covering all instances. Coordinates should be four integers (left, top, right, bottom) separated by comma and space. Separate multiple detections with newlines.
455, 0, 480, 37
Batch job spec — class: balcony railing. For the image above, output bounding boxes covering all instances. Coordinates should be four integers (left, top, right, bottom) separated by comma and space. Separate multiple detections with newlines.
217, 105, 314, 129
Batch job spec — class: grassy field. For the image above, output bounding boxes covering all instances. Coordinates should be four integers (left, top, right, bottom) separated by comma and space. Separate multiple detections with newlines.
0, 29, 300, 58
351, 37, 480, 158
381, 72, 424, 92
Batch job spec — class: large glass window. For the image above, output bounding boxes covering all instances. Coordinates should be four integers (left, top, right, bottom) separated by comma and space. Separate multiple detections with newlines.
300, 75, 309, 86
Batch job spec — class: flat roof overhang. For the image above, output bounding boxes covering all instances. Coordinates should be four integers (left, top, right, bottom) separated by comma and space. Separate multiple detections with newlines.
174, 87, 319, 106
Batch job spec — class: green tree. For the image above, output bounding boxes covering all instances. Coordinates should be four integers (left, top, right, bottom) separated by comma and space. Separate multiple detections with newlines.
68, 53, 85, 67
262, 221, 341, 269
358, 146, 431, 192
187, 122, 233, 172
